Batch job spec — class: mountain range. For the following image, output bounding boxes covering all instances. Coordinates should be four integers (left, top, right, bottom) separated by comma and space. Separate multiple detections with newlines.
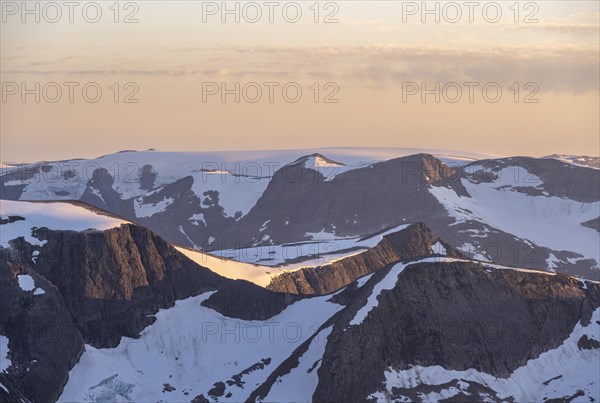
0, 148, 598, 402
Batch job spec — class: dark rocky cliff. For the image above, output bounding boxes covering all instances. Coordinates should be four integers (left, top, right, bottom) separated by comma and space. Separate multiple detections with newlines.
313, 262, 600, 402
248, 261, 600, 402
31, 224, 228, 348
1, 250, 84, 403
217, 153, 466, 247
0, 217, 307, 402
267, 223, 464, 295
201, 280, 302, 321
0, 223, 230, 402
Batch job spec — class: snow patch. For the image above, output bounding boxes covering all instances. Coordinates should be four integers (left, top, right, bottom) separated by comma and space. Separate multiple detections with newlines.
189, 212, 206, 226
17, 275, 35, 291
0, 200, 126, 248
133, 196, 174, 218
430, 170, 599, 268
432, 241, 447, 255
265, 326, 333, 401
212, 223, 411, 270
175, 247, 281, 287
356, 273, 374, 288
0, 338, 10, 372
59, 292, 343, 402
349, 261, 411, 326
16, 274, 45, 295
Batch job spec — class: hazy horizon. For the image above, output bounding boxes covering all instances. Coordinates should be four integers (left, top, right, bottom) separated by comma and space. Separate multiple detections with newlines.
4, 144, 600, 165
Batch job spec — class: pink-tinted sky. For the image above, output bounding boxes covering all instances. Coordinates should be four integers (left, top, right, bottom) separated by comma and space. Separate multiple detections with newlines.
1, 1, 599, 162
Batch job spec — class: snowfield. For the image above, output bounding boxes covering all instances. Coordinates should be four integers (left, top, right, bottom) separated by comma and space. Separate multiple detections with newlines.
263, 326, 334, 402
59, 292, 343, 402
212, 224, 411, 271
3, 147, 496, 220
174, 246, 283, 287
430, 166, 600, 268
0, 200, 127, 248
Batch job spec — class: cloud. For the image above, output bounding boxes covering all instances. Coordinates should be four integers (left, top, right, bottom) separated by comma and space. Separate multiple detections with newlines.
3, 44, 598, 93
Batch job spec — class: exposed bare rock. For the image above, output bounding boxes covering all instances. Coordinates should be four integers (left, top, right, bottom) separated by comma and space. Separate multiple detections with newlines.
267, 223, 464, 295
312, 262, 600, 402
201, 280, 301, 320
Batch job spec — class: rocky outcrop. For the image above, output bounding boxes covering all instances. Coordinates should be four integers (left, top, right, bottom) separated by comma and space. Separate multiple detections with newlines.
312, 262, 600, 402
463, 156, 600, 203
201, 280, 301, 320
267, 223, 464, 295
26, 224, 227, 347
217, 153, 465, 248
130, 176, 237, 249
582, 217, 600, 232
0, 222, 230, 401
0, 249, 85, 403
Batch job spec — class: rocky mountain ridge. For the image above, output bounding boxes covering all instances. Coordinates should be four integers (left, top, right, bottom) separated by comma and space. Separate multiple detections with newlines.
1, 150, 598, 280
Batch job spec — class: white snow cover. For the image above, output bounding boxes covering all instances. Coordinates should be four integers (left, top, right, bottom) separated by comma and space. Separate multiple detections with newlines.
16, 274, 46, 296
189, 212, 206, 226
0, 200, 127, 248
0, 340, 10, 373
302, 155, 359, 181
133, 196, 174, 218
265, 326, 333, 401
174, 246, 284, 287
544, 155, 599, 170
213, 224, 410, 271
369, 308, 600, 402
4, 148, 496, 219
17, 274, 35, 291
432, 241, 447, 255
430, 166, 600, 268
190, 172, 270, 218
355, 273, 374, 288
59, 292, 343, 402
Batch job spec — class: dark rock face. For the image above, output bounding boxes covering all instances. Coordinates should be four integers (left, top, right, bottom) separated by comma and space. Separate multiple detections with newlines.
131, 176, 222, 248
581, 217, 600, 232
0, 249, 84, 403
80, 168, 130, 218
267, 223, 464, 295
463, 157, 600, 203
385, 379, 512, 403
139, 164, 157, 190
311, 262, 600, 402
577, 335, 600, 350
30, 224, 227, 347
0, 216, 24, 225
201, 280, 301, 320
0, 223, 231, 401
218, 154, 464, 248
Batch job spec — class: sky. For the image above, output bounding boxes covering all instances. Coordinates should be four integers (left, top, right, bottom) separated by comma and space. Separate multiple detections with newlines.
1, 0, 599, 162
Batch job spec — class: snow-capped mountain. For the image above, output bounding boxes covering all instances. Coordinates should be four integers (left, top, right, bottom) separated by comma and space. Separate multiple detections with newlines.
1, 200, 598, 402
1, 149, 598, 281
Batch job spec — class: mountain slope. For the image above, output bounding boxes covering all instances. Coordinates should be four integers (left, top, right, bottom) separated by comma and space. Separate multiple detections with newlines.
0, 200, 296, 401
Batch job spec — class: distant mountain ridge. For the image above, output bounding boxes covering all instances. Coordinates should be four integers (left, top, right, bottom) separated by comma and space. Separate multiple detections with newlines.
1, 149, 598, 280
